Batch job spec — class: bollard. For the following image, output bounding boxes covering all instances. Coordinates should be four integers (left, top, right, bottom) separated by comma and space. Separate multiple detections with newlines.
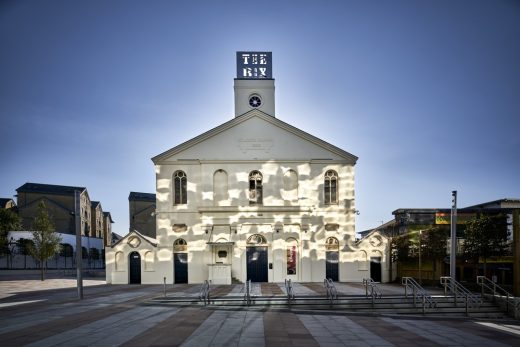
163, 277, 166, 297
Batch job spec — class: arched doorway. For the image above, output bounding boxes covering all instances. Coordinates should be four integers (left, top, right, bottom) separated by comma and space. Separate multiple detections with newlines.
325, 237, 339, 281
173, 239, 188, 284
246, 234, 268, 282
370, 251, 382, 282
129, 251, 141, 284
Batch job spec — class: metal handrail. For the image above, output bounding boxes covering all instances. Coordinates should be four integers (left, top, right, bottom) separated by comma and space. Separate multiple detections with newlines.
285, 278, 295, 301
198, 280, 211, 305
363, 278, 382, 299
440, 276, 481, 314
323, 278, 338, 304
244, 279, 252, 306
477, 276, 518, 318
402, 277, 437, 313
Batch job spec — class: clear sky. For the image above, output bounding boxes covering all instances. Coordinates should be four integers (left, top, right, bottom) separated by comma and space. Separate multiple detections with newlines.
1, 0, 519, 236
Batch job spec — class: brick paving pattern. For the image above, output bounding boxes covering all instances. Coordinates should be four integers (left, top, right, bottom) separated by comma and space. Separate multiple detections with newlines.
1, 278, 519, 346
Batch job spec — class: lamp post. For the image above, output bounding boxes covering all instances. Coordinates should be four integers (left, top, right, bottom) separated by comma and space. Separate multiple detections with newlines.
450, 191, 457, 281
418, 230, 422, 285
74, 190, 83, 299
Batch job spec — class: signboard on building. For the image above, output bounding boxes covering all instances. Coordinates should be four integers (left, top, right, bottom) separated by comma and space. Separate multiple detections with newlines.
435, 212, 475, 225
236, 51, 272, 79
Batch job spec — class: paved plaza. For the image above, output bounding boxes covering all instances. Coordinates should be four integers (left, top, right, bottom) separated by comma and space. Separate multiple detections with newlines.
0, 275, 519, 346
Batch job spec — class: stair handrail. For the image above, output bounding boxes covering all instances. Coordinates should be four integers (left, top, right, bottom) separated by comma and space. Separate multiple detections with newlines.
402, 277, 437, 312
440, 276, 482, 311
285, 278, 295, 301
477, 276, 518, 317
198, 280, 211, 305
323, 278, 338, 304
244, 279, 252, 306
363, 278, 382, 299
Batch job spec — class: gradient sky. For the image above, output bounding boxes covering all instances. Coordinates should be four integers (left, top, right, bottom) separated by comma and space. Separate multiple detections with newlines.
1, 0, 519, 236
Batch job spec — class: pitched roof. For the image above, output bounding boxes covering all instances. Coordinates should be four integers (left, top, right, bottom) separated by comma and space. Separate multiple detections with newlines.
129, 192, 156, 202
0, 198, 15, 207
152, 109, 358, 163
91, 201, 101, 208
17, 183, 86, 196
103, 211, 114, 223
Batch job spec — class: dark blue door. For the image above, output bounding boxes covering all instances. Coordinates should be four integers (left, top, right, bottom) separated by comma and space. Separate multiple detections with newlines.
326, 251, 339, 282
370, 257, 382, 282
246, 247, 268, 282
129, 252, 141, 284
174, 253, 188, 283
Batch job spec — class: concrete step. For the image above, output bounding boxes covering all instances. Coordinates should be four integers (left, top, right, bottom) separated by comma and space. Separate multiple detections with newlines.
147, 293, 506, 318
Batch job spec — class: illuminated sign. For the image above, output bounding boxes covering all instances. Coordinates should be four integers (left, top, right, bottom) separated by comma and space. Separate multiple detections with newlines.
435, 213, 475, 225
236, 51, 272, 79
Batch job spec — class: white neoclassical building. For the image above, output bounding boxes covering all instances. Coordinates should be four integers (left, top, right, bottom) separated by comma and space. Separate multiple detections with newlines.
106, 52, 389, 285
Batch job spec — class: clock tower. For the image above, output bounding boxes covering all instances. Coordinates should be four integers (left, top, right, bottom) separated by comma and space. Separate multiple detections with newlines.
234, 51, 275, 117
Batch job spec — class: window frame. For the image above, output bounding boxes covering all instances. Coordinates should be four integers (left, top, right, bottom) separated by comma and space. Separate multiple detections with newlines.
173, 170, 187, 205
324, 170, 338, 205
248, 170, 263, 205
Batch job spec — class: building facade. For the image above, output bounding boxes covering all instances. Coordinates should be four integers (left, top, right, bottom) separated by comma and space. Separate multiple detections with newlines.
128, 192, 156, 238
106, 52, 390, 285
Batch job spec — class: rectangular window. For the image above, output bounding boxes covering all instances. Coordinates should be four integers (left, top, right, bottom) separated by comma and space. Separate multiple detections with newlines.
286, 246, 297, 275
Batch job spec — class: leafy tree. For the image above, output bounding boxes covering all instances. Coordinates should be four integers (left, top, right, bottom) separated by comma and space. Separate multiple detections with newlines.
420, 226, 449, 273
29, 201, 62, 280
0, 208, 22, 257
462, 214, 508, 277
391, 234, 413, 262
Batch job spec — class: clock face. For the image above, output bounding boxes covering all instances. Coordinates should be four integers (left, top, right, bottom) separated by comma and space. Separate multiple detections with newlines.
249, 95, 262, 108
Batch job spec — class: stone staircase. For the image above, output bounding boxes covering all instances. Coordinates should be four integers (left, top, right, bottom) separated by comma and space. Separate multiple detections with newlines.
147, 292, 506, 318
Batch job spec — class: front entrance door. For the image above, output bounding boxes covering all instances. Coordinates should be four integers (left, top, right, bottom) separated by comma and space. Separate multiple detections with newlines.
246, 246, 268, 282
129, 251, 141, 284
370, 257, 382, 282
174, 253, 188, 283
326, 251, 339, 281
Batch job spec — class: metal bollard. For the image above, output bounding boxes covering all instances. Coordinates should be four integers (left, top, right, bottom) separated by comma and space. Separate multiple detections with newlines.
163, 277, 166, 297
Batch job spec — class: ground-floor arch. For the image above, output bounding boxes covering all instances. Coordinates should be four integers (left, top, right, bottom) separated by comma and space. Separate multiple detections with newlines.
129, 251, 141, 284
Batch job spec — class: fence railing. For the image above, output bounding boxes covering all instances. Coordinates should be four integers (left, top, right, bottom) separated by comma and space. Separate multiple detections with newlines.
285, 279, 295, 304
440, 276, 481, 315
324, 278, 338, 304
477, 276, 519, 319
198, 280, 211, 305
402, 277, 436, 313
244, 279, 252, 306
363, 277, 382, 307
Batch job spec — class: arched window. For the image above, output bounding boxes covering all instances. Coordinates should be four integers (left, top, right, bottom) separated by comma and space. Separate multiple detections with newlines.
325, 237, 339, 251
213, 169, 228, 206
144, 251, 154, 271
283, 170, 298, 202
115, 251, 124, 271
174, 238, 187, 252
249, 171, 263, 205
247, 234, 267, 245
324, 170, 338, 205
286, 237, 298, 275
173, 171, 187, 205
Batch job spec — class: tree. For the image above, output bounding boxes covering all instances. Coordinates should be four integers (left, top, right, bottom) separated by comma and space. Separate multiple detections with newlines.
0, 208, 22, 257
462, 214, 508, 278
420, 226, 449, 274
29, 201, 62, 280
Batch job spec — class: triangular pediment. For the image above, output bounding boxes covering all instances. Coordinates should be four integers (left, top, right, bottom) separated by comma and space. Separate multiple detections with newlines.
152, 110, 357, 163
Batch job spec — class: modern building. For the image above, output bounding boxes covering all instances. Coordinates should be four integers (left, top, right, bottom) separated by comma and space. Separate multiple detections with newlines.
128, 192, 156, 238
106, 52, 390, 285
389, 198, 519, 291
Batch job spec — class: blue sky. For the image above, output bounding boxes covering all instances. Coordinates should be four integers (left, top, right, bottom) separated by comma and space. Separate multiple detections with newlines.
1, 0, 519, 235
